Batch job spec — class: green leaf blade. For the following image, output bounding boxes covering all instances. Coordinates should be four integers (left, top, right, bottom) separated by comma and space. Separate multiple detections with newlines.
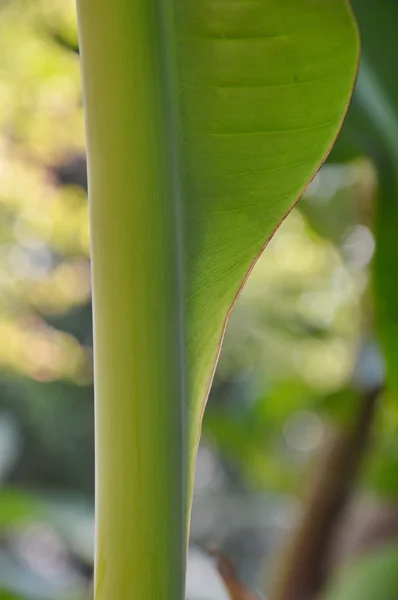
180, 0, 360, 470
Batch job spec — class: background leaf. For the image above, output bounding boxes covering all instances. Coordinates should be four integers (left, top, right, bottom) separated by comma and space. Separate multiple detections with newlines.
322, 545, 398, 600
329, 0, 398, 401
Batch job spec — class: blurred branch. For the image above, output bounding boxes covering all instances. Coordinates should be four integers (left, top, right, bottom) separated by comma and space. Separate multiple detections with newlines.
39, 19, 80, 55
270, 385, 382, 600
209, 547, 259, 600
49, 154, 88, 191
47, 28, 79, 54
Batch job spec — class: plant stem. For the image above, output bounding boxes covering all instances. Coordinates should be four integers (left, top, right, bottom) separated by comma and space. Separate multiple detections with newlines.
270, 386, 380, 600
76, 2, 186, 599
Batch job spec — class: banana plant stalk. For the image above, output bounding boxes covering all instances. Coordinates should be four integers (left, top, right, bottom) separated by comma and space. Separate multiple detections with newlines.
76, 1, 359, 599
77, 3, 187, 599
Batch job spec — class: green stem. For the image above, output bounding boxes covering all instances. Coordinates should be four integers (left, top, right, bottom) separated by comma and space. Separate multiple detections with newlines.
76, 2, 186, 599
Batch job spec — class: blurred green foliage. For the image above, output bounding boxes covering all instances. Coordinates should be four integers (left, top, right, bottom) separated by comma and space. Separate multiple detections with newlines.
323, 545, 398, 600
